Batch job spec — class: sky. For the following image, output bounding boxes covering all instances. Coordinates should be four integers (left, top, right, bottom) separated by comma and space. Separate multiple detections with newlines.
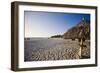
24, 11, 90, 38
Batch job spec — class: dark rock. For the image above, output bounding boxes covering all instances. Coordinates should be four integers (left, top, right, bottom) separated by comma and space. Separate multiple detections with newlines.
63, 19, 90, 40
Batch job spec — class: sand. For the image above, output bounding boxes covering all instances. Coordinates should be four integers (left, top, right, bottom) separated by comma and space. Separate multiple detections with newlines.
24, 38, 90, 61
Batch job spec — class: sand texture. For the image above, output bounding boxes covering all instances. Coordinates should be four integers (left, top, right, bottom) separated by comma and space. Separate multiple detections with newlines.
24, 38, 90, 61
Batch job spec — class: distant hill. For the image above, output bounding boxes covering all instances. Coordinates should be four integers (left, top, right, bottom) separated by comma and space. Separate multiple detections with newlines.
63, 18, 90, 40
51, 35, 63, 38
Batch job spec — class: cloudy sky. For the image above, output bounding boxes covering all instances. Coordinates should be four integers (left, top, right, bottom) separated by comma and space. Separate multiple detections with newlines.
24, 11, 90, 37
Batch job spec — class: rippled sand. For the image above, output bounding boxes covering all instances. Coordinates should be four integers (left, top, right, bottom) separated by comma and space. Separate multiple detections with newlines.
24, 38, 90, 61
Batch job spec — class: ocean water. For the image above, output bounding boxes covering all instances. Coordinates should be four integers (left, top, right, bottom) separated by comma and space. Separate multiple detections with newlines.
24, 38, 68, 49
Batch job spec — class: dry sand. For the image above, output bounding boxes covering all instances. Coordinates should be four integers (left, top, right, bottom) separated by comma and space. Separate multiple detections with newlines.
24, 38, 90, 61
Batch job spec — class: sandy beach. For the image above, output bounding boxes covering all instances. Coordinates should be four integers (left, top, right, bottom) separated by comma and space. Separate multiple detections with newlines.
24, 38, 90, 61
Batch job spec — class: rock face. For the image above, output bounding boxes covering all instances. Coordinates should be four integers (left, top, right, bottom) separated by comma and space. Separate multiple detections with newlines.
63, 19, 90, 40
